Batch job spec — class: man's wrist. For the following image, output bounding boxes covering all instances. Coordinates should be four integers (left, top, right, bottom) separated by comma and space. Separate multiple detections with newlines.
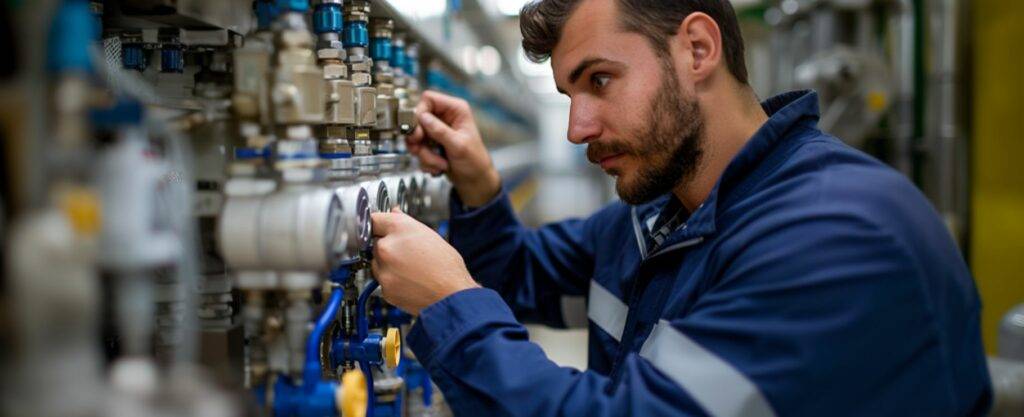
454, 168, 501, 207
419, 279, 480, 316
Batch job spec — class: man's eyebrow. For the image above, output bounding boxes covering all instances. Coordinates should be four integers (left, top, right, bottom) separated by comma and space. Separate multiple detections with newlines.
568, 57, 611, 85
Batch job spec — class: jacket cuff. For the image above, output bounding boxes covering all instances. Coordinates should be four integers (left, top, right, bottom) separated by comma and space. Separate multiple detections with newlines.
448, 188, 519, 245
407, 287, 518, 366
449, 185, 510, 217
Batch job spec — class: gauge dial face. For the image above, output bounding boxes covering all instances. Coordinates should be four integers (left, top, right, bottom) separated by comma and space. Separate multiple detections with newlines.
355, 188, 371, 251
406, 177, 422, 217
396, 179, 409, 214
376, 181, 390, 213
325, 196, 345, 266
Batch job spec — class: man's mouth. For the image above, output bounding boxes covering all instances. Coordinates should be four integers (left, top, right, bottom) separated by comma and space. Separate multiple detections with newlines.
597, 153, 625, 170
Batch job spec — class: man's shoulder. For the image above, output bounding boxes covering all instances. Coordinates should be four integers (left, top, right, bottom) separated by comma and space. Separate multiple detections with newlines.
726, 129, 946, 250
765, 130, 929, 219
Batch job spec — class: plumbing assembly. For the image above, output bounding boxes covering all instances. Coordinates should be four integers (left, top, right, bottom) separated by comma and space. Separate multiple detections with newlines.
1, 1, 469, 416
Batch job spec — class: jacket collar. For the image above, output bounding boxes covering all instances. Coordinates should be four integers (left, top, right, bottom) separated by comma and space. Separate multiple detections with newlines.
632, 90, 821, 256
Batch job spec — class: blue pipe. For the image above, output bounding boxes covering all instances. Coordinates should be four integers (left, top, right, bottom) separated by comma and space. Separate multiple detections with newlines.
356, 280, 379, 340
304, 286, 345, 387
360, 359, 376, 417
356, 279, 380, 416
330, 263, 354, 283
398, 358, 433, 407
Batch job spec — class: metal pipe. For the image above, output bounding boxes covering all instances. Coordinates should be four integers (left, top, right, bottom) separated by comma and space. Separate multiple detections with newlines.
115, 274, 155, 356
923, 0, 967, 243
889, 0, 916, 176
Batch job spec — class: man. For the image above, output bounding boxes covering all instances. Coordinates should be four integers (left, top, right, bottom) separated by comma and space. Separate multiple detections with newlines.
369, 0, 992, 415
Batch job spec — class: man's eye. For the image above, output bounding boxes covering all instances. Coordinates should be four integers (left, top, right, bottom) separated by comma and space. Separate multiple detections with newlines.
591, 74, 610, 90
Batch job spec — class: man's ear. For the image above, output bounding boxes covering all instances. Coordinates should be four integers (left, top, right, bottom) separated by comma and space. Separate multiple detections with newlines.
670, 12, 723, 87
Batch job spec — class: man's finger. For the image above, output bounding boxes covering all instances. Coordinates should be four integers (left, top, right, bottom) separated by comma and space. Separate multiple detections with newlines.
406, 124, 425, 145
412, 145, 450, 171
370, 256, 382, 275
419, 90, 470, 123
417, 111, 462, 151
371, 212, 402, 237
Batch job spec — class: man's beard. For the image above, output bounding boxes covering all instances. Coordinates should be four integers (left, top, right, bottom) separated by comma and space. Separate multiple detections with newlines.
587, 64, 704, 205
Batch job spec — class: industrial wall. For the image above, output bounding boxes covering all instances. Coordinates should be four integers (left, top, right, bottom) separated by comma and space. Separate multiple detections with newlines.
972, 0, 1024, 354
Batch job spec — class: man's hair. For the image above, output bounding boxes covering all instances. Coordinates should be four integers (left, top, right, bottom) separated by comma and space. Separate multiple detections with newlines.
520, 0, 749, 85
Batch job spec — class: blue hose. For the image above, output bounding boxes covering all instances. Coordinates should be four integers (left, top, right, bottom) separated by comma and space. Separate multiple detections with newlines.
304, 286, 344, 388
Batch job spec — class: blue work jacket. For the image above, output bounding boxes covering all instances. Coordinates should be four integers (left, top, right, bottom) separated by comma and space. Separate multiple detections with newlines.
405, 90, 992, 416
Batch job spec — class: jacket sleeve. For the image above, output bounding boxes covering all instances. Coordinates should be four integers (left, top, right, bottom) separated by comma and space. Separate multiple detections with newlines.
406, 288, 716, 417
407, 206, 987, 417
446, 189, 606, 327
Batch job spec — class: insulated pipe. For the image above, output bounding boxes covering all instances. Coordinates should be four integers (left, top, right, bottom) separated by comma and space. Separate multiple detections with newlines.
304, 286, 345, 387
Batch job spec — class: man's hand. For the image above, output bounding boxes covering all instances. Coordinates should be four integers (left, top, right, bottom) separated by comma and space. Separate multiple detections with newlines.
407, 90, 501, 207
370, 209, 479, 315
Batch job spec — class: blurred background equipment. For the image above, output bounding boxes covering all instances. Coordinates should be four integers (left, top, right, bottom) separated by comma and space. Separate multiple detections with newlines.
0, 0, 1021, 416
1, 0, 536, 415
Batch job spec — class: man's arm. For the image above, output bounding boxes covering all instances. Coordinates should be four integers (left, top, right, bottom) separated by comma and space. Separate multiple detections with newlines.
372, 203, 990, 416
408, 90, 598, 326
446, 191, 605, 327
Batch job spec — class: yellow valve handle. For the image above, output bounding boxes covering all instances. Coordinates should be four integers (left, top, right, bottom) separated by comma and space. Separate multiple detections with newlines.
338, 370, 368, 417
383, 327, 401, 369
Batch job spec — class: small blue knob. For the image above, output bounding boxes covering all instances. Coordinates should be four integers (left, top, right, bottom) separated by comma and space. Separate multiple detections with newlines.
313, 3, 343, 34
253, 0, 281, 30
275, 0, 308, 13
121, 44, 146, 71
160, 46, 183, 73
343, 21, 369, 48
390, 44, 407, 72
370, 37, 391, 62
90, 98, 144, 129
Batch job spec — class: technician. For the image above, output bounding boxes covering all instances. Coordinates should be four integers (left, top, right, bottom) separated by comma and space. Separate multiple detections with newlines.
369, 0, 992, 415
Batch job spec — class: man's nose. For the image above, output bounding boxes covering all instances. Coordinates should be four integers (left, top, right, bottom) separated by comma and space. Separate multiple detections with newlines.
567, 100, 601, 145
